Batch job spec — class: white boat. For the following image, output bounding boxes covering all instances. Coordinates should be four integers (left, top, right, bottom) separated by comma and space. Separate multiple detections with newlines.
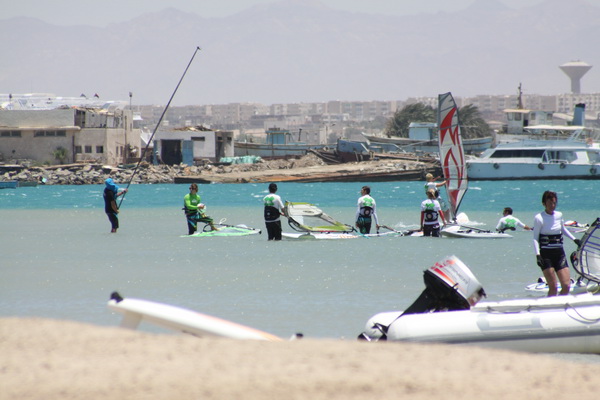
436, 92, 510, 239
359, 250, 600, 354
466, 131, 600, 181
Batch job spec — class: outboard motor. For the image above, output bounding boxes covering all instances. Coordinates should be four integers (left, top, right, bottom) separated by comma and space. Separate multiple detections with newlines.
402, 255, 486, 316
358, 256, 486, 341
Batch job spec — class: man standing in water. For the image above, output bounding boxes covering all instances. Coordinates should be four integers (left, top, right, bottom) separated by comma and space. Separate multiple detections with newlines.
103, 177, 127, 233
356, 186, 379, 234
263, 183, 285, 240
533, 190, 581, 296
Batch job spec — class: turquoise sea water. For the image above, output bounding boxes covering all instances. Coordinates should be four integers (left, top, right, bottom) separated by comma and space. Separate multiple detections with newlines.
1, 180, 599, 341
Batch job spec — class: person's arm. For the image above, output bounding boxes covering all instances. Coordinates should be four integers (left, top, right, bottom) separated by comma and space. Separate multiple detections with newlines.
420, 211, 424, 230
372, 201, 379, 227
496, 218, 503, 231
439, 209, 446, 225
532, 215, 542, 256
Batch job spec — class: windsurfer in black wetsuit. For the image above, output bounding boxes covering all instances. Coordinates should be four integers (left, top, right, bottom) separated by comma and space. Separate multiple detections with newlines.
263, 183, 286, 241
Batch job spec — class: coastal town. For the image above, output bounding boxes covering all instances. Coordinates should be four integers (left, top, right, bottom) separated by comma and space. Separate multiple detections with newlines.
1, 61, 600, 187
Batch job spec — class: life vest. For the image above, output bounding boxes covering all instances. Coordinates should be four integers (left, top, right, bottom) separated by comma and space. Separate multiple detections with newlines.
423, 201, 439, 223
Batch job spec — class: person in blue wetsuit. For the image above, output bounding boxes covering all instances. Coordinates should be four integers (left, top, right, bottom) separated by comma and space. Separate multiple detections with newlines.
355, 186, 379, 234
103, 177, 127, 233
263, 183, 286, 241
533, 190, 581, 297
184, 183, 217, 235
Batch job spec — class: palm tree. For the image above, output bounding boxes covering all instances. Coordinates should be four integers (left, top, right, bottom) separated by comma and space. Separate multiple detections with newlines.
384, 102, 490, 139
53, 147, 68, 164
458, 104, 491, 139
384, 103, 435, 138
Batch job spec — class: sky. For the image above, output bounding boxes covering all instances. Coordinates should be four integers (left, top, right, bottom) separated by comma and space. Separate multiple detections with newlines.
1, 0, 554, 26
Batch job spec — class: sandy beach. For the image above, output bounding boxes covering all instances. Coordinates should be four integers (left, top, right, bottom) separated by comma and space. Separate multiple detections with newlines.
2, 317, 599, 400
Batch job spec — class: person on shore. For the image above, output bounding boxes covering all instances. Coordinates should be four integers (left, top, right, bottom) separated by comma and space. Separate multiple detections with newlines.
420, 188, 446, 237
103, 178, 127, 233
533, 190, 581, 296
263, 183, 286, 241
184, 183, 217, 235
496, 207, 532, 233
355, 186, 379, 234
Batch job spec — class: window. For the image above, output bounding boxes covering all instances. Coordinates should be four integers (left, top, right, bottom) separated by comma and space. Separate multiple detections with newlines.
192, 137, 206, 141
85, 145, 92, 153
75, 146, 82, 153
96, 146, 104, 153
1, 130, 21, 137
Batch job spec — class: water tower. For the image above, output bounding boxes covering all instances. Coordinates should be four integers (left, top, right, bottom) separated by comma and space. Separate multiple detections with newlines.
559, 60, 592, 94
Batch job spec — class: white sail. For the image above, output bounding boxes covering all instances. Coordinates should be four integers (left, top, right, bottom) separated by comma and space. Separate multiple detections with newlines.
284, 202, 353, 233
573, 218, 600, 283
438, 92, 468, 221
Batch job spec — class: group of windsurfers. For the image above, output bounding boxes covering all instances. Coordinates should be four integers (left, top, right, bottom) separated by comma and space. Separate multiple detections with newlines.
105, 178, 583, 296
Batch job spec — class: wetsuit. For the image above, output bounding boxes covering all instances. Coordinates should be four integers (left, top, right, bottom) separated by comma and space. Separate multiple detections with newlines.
356, 194, 379, 234
184, 192, 214, 235
533, 210, 576, 271
421, 198, 442, 237
103, 187, 119, 230
263, 193, 284, 240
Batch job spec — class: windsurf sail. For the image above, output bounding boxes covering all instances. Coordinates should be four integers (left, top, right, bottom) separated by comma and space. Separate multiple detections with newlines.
285, 201, 353, 233
573, 218, 600, 283
438, 92, 468, 221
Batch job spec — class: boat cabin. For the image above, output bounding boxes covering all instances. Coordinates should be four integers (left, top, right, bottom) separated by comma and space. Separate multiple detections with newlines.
408, 122, 437, 141
503, 109, 554, 134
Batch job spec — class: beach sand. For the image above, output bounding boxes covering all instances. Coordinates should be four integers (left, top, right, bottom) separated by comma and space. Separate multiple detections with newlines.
2, 317, 598, 400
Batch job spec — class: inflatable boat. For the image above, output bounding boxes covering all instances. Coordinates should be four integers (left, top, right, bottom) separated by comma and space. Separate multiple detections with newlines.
359, 220, 600, 354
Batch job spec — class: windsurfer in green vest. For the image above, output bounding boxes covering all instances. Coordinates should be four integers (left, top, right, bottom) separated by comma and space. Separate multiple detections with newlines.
496, 207, 532, 233
184, 183, 217, 235
356, 185, 379, 234
420, 189, 446, 237
263, 183, 286, 241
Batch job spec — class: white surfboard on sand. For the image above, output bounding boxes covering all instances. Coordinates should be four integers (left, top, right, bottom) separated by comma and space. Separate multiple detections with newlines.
107, 292, 282, 341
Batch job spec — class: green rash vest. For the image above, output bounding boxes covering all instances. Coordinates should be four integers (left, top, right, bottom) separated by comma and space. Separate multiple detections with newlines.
184, 193, 202, 212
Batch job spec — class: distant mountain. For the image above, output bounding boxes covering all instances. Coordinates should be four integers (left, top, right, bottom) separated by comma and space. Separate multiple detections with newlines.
1, 0, 599, 105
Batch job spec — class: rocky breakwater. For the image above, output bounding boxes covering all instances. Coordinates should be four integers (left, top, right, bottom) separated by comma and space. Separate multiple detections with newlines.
1, 162, 177, 185
1, 153, 438, 186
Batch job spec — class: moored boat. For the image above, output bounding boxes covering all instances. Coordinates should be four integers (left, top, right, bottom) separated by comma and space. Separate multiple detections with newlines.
466, 134, 600, 180
359, 249, 600, 354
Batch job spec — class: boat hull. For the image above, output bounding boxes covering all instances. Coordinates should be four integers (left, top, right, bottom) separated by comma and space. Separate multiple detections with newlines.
467, 161, 600, 180
363, 293, 600, 354
234, 142, 329, 159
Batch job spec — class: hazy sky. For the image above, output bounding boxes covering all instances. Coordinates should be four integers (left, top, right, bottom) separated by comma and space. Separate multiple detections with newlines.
2, 0, 554, 26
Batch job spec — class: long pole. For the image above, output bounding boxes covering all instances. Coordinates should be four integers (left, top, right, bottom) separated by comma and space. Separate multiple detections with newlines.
118, 46, 201, 208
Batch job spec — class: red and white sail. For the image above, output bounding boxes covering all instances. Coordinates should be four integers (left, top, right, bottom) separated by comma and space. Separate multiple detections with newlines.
438, 92, 467, 221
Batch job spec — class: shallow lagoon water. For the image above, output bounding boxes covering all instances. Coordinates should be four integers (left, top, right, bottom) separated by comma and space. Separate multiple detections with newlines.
1, 180, 599, 341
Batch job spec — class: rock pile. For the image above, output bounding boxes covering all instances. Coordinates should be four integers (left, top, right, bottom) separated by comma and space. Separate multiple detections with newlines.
0, 154, 328, 185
